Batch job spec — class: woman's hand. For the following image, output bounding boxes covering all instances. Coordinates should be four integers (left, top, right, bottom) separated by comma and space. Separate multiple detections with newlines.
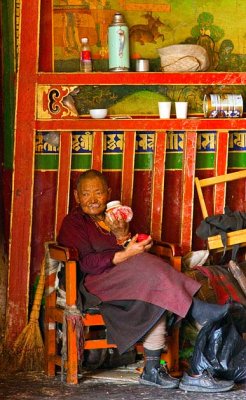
112, 234, 153, 265
105, 213, 129, 240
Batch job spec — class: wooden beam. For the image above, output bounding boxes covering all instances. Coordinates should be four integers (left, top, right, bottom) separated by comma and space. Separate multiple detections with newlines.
91, 131, 103, 171
180, 131, 197, 254
39, 0, 53, 72
198, 170, 246, 187
121, 131, 136, 207
214, 131, 229, 215
55, 133, 72, 237
150, 131, 166, 240
6, 1, 40, 343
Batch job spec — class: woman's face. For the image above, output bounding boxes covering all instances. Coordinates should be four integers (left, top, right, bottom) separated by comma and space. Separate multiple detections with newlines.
74, 176, 111, 217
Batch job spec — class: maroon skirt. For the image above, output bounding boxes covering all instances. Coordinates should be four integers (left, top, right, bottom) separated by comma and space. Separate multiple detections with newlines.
83, 252, 201, 354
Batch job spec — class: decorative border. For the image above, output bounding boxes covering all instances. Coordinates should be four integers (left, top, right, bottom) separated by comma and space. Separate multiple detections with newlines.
35, 131, 246, 170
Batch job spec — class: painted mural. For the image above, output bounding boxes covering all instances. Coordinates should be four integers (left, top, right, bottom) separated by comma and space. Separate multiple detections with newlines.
51, 1, 246, 118
53, 0, 246, 72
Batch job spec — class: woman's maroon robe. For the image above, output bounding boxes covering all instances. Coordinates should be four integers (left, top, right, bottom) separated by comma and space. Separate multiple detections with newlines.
58, 207, 200, 353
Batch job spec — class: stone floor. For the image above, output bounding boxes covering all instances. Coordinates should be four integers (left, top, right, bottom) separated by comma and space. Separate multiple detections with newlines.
0, 363, 245, 400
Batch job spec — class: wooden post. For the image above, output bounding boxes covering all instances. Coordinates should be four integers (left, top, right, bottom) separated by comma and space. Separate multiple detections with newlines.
91, 131, 104, 171
39, 0, 53, 72
180, 131, 197, 254
66, 260, 79, 385
214, 131, 229, 215
55, 133, 72, 237
150, 131, 166, 240
5, 1, 40, 344
121, 131, 136, 206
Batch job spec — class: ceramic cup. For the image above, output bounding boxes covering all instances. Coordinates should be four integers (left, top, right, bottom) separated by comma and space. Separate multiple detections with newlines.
175, 102, 188, 119
158, 102, 172, 118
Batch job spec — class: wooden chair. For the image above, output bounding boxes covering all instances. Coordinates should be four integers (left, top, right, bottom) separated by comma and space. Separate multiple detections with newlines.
195, 170, 246, 255
40, 127, 190, 384
45, 240, 181, 384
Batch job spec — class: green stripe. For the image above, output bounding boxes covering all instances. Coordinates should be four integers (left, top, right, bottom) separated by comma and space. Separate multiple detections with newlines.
72, 154, 91, 170
196, 153, 215, 169
35, 154, 59, 170
34, 151, 246, 171
166, 153, 183, 170
228, 152, 246, 168
135, 154, 153, 169
103, 154, 122, 170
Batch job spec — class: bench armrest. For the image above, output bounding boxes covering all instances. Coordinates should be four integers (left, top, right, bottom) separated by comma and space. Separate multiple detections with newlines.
151, 240, 182, 272
48, 243, 79, 262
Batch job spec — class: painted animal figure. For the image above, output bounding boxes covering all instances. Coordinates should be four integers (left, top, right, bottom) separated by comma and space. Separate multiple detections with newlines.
130, 12, 165, 45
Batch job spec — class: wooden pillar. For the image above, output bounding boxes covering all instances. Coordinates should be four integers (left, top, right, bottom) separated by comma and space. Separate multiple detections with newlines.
91, 131, 104, 171
5, 1, 40, 344
121, 131, 136, 207
55, 133, 72, 237
214, 131, 229, 215
39, 0, 53, 72
180, 131, 197, 254
150, 131, 166, 240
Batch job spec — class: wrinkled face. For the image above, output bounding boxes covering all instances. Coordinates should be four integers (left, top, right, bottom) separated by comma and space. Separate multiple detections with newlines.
74, 176, 111, 217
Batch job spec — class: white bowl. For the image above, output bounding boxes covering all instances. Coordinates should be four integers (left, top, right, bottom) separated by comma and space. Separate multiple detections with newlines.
89, 109, 108, 119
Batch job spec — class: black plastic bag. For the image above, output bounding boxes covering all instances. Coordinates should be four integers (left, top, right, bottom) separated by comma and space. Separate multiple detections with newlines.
191, 304, 246, 382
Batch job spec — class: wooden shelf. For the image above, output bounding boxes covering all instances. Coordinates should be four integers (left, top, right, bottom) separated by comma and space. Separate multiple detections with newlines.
37, 72, 246, 129
37, 71, 246, 86
36, 117, 246, 131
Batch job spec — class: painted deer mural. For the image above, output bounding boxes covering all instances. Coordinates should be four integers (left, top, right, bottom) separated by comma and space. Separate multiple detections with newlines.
129, 12, 165, 45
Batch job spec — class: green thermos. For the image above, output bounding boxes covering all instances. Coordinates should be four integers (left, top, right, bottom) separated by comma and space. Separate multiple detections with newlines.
108, 12, 130, 71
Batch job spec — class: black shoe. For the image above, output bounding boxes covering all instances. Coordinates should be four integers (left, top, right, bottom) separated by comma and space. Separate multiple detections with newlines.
179, 371, 234, 393
139, 366, 180, 389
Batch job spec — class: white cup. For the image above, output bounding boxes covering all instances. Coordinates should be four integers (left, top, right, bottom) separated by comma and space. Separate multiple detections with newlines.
158, 102, 171, 118
175, 102, 188, 119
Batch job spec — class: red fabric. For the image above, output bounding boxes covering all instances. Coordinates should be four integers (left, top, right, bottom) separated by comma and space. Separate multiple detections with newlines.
85, 252, 200, 318
58, 207, 122, 275
195, 265, 246, 305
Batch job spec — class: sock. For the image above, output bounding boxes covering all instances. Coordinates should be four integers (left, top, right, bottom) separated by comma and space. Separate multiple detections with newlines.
189, 298, 230, 326
144, 348, 162, 372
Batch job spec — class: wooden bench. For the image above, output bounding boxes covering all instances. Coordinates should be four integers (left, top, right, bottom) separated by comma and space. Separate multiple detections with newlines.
195, 170, 246, 254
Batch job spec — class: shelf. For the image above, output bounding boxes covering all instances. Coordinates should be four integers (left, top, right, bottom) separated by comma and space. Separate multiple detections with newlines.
37, 72, 246, 86
36, 117, 246, 132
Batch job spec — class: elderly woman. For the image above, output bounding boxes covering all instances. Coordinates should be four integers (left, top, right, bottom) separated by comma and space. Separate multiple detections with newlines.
58, 169, 233, 393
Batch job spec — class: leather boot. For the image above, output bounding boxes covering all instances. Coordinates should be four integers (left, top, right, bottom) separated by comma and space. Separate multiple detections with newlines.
139, 348, 179, 389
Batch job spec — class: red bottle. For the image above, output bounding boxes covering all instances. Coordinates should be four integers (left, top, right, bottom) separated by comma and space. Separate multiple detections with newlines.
80, 37, 92, 72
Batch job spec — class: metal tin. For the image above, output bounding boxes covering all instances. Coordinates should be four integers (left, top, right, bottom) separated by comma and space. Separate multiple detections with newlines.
136, 59, 149, 72
203, 94, 243, 118
108, 13, 130, 72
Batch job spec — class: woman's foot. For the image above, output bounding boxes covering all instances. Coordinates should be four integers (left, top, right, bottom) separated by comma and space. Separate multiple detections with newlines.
139, 365, 180, 389
179, 371, 234, 393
